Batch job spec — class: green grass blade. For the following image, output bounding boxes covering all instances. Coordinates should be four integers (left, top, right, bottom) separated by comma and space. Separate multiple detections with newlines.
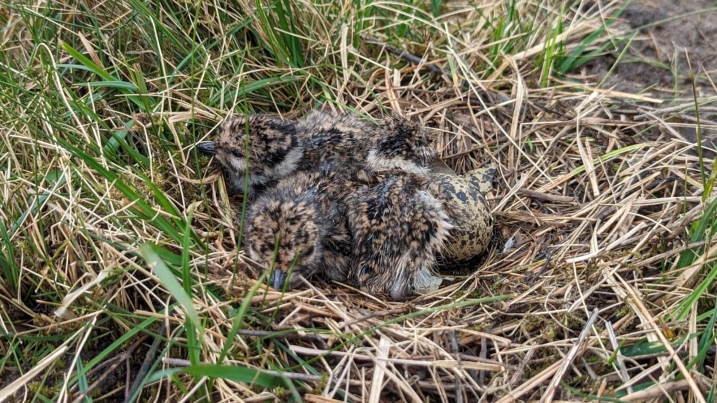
218, 271, 270, 363
60, 42, 153, 112
148, 365, 283, 389
140, 242, 202, 331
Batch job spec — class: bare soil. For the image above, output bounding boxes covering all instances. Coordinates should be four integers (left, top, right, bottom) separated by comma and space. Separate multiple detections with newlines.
582, 0, 717, 98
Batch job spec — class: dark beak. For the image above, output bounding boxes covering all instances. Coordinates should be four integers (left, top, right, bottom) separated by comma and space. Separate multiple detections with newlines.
271, 269, 288, 290
196, 141, 217, 155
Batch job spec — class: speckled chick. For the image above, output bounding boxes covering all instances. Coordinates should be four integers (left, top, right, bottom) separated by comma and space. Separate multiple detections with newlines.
368, 114, 437, 174
198, 111, 385, 198
243, 164, 455, 299
242, 164, 353, 290
196, 115, 301, 198
345, 168, 453, 300
197, 111, 438, 183
368, 116, 495, 265
293, 110, 378, 170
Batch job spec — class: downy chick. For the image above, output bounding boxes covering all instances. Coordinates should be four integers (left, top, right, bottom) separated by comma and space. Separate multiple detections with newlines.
242, 164, 352, 290
196, 115, 301, 198
198, 111, 377, 199
345, 168, 452, 300
197, 111, 437, 198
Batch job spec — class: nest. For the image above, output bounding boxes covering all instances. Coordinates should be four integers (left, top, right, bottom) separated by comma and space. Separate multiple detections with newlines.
194, 81, 717, 401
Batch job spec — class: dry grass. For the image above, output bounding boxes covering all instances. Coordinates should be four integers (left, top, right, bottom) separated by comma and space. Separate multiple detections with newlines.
0, 0, 715, 402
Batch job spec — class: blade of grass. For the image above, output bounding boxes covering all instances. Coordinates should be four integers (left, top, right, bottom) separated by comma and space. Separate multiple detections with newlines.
61, 42, 154, 113
148, 364, 283, 389
217, 271, 270, 363
556, 2, 628, 73
140, 242, 202, 331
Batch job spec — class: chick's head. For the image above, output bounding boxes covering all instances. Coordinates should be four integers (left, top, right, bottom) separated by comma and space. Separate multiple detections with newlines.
244, 192, 325, 290
198, 115, 301, 196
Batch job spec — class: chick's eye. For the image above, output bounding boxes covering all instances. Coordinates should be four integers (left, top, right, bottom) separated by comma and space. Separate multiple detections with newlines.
231, 150, 243, 158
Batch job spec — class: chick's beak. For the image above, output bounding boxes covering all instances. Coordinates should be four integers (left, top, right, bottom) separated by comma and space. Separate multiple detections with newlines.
196, 141, 217, 155
271, 269, 288, 290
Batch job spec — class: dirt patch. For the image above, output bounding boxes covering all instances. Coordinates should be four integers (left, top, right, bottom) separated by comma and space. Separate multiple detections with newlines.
580, 0, 717, 98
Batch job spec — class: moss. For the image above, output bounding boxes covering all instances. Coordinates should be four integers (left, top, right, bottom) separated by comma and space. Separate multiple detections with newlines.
28, 382, 56, 398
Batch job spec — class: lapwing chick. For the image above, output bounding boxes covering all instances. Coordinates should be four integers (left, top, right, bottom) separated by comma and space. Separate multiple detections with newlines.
196, 115, 302, 198
243, 166, 352, 291
198, 111, 383, 198
244, 166, 454, 300
345, 169, 453, 301
293, 110, 378, 171
198, 112, 437, 198
368, 115, 437, 174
